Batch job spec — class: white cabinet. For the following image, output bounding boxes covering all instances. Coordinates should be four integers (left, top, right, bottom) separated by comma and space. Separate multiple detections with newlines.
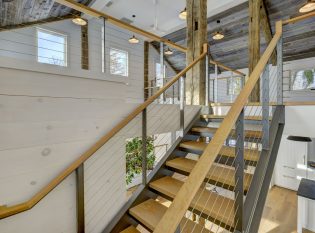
275, 135, 308, 191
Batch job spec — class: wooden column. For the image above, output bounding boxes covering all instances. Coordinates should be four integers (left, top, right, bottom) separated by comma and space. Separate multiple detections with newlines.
81, 23, 89, 70
260, 0, 276, 65
144, 41, 149, 100
186, 0, 207, 105
249, 0, 261, 102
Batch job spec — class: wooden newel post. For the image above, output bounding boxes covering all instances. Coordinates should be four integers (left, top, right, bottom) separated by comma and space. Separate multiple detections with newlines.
186, 0, 207, 106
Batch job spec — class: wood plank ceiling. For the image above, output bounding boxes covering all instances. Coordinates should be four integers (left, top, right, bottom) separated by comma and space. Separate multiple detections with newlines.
0, 0, 92, 29
157, 0, 315, 72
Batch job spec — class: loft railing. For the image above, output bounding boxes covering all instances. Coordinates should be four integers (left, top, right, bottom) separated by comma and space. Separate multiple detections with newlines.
154, 11, 315, 233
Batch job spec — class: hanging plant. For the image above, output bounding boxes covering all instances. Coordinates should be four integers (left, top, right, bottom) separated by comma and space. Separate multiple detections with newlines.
304, 69, 314, 86
125, 136, 155, 185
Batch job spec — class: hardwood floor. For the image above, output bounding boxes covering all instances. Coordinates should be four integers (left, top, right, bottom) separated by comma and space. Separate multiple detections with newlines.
259, 185, 314, 233
131, 185, 314, 233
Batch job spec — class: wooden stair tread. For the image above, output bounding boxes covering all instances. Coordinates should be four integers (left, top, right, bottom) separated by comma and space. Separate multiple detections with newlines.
179, 141, 260, 162
149, 176, 234, 226
191, 126, 263, 139
201, 114, 269, 121
129, 199, 213, 233
120, 226, 140, 233
166, 157, 252, 191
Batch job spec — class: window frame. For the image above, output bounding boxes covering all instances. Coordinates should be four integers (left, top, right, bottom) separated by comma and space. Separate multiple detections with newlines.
109, 47, 129, 77
36, 27, 68, 67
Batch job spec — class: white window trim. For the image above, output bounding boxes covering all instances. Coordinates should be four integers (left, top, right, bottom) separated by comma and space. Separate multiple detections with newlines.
109, 47, 129, 77
36, 27, 68, 67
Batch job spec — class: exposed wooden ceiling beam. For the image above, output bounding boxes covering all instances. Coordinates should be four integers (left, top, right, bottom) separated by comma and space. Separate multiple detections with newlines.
260, 0, 277, 65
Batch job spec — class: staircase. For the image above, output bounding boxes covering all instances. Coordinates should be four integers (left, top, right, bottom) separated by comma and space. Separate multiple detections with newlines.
108, 106, 285, 233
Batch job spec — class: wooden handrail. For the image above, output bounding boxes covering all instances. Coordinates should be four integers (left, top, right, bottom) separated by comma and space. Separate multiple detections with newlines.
0, 44, 208, 219
55, 0, 245, 76
153, 21, 283, 233
283, 11, 315, 25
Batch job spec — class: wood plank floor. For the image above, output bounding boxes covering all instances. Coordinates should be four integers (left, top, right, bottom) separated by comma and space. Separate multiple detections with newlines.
130, 185, 313, 233
259, 185, 314, 233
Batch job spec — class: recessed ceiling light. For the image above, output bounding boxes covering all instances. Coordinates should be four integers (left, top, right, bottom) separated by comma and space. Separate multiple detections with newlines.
213, 31, 224, 40
179, 7, 187, 20
128, 35, 140, 44
164, 47, 173, 55
299, 0, 315, 13
72, 17, 87, 26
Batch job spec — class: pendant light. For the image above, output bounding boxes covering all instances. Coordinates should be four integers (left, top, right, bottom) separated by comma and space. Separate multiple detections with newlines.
72, 17, 87, 26
213, 31, 225, 40
212, 20, 224, 40
164, 47, 173, 55
179, 7, 187, 20
128, 35, 140, 44
128, 14, 139, 44
299, 0, 315, 13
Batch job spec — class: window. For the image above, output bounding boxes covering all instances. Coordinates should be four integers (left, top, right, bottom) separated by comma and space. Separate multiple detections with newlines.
110, 48, 128, 77
37, 28, 67, 66
155, 63, 166, 87
291, 69, 315, 90
227, 77, 242, 95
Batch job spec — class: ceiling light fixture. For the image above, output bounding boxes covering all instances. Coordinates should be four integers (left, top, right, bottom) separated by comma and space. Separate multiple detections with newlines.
72, 17, 87, 26
213, 31, 224, 40
128, 35, 140, 44
164, 47, 174, 55
299, 0, 315, 13
179, 7, 187, 20
213, 20, 224, 40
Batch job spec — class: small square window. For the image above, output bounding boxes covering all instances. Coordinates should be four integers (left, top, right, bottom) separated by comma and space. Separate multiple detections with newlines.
227, 77, 242, 95
110, 48, 128, 77
291, 69, 315, 90
37, 28, 67, 67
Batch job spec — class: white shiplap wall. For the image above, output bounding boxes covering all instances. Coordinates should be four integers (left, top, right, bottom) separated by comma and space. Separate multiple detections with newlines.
0, 17, 197, 233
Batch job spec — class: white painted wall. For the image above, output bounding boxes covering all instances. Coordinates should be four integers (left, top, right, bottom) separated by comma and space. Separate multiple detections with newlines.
0, 18, 197, 233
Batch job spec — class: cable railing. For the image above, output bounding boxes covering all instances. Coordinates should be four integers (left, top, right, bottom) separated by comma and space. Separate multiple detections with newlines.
153, 19, 284, 233
1, 1, 314, 232
0, 18, 208, 220
0, 1, 196, 229
153, 12, 315, 232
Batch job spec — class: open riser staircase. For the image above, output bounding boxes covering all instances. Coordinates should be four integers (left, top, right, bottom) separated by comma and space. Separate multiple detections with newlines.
108, 105, 285, 233
1, 2, 314, 233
